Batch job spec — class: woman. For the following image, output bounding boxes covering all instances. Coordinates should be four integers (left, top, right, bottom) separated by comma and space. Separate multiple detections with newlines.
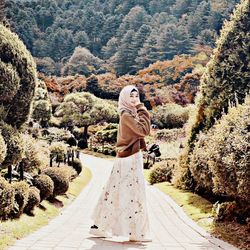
89, 85, 151, 242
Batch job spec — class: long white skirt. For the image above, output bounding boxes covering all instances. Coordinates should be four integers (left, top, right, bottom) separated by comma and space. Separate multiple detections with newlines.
91, 151, 151, 240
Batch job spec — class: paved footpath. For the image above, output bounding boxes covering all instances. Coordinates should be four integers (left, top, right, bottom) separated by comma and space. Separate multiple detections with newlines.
9, 154, 238, 250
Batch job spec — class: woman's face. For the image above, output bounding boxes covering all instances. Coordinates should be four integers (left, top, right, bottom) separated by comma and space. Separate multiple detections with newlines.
129, 90, 139, 106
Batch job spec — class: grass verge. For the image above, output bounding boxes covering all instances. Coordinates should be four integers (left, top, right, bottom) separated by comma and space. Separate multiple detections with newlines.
0, 166, 92, 250
144, 169, 213, 231
144, 169, 249, 250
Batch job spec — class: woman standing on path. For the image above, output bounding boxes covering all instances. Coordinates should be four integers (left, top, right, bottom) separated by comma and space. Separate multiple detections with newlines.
89, 85, 152, 242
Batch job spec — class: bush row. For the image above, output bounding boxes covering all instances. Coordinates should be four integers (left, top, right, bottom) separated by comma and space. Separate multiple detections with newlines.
0, 159, 83, 220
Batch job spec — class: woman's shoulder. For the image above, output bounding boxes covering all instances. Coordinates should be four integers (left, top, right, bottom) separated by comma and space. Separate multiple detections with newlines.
121, 110, 134, 118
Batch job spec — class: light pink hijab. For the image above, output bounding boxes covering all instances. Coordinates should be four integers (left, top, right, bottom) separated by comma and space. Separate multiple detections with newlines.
118, 85, 140, 118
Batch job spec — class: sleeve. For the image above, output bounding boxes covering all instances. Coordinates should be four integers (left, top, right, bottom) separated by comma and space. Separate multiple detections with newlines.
121, 103, 151, 137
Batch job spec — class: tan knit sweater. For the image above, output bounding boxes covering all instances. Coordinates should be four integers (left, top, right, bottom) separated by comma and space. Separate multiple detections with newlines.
116, 103, 151, 158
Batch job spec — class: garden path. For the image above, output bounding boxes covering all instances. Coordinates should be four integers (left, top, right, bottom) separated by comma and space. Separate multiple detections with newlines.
9, 154, 238, 250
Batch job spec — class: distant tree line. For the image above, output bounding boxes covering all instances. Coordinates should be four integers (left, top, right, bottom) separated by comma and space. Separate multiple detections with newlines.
6, 0, 240, 75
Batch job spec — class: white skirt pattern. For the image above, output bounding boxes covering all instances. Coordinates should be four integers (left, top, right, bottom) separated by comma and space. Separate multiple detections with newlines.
91, 151, 151, 240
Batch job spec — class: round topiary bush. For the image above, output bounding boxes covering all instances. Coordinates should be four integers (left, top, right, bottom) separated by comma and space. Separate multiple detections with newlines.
32, 174, 54, 201
10, 181, 29, 218
0, 132, 7, 164
0, 121, 24, 169
0, 24, 37, 128
70, 159, 83, 175
149, 161, 175, 185
59, 166, 78, 181
0, 177, 15, 220
43, 167, 69, 198
24, 186, 40, 215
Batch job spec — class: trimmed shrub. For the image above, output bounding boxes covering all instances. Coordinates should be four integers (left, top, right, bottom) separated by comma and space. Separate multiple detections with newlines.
11, 181, 29, 218
188, 0, 250, 148
172, 150, 195, 190
59, 165, 78, 181
0, 24, 37, 128
179, 0, 250, 191
45, 127, 72, 142
78, 138, 88, 149
43, 167, 69, 198
70, 159, 83, 175
0, 61, 20, 103
24, 186, 40, 215
0, 121, 24, 169
0, 132, 7, 164
20, 133, 45, 172
155, 128, 185, 142
189, 133, 214, 193
213, 201, 250, 224
32, 100, 52, 124
49, 141, 67, 162
95, 123, 118, 143
190, 97, 250, 203
0, 177, 14, 220
151, 103, 190, 129
149, 160, 175, 185
32, 174, 54, 201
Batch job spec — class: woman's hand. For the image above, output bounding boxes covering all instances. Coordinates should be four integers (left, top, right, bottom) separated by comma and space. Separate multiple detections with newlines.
134, 98, 141, 106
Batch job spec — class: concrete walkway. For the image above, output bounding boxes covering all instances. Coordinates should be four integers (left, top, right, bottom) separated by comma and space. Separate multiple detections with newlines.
9, 154, 238, 250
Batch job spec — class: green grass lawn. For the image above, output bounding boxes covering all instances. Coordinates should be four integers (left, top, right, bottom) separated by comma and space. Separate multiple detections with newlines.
144, 169, 213, 231
0, 166, 92, 250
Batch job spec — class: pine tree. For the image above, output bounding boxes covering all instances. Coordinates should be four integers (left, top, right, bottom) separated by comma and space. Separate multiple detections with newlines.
189, 0, 250, 146
112, 30, 136, 75
157, 23, 194, 60
102, 37, 119, 59
175, 0, 250, 190
135, 30, 158, 70
0, 0, 5, 23
186, 1, 211, 37
130, 24, 151, 73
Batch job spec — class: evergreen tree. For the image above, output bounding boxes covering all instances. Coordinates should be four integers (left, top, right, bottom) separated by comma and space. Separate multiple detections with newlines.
56, 92, 118, 147
0, 0, 5, 23
186, 1, 211, 37
46, 28, 74, 61
116, 6, 150, 39
5, 0, 241, 75
127, 24, 152, 73
176, 0, 250, 190
74, 31, 90, 48
102, 37, 119, 59
197, 29, 218, 47
170, 0, 192, 18
101, 14, 123, 45
112, 30, 136, 75
35, 6, 54, 32
135, 30, 158, 70
189, 0, 250, 145
157, 24, 194, 60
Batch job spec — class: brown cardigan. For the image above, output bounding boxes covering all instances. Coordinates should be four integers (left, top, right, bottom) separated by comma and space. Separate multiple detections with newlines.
116, 103, 151, 158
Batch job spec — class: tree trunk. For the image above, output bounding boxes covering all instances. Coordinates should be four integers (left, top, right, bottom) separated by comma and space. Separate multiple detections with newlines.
82, 125, 89, 148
